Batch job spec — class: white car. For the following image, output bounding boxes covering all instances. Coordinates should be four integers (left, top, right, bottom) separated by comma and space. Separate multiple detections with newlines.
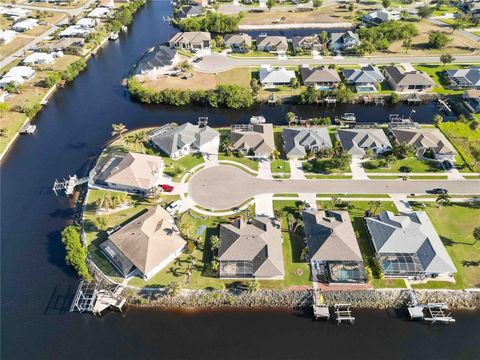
166, 200, 182, 214
304, 200, 312, 209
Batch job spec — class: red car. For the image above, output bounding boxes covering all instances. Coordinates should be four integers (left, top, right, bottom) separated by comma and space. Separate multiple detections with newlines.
161, 184, 174, 192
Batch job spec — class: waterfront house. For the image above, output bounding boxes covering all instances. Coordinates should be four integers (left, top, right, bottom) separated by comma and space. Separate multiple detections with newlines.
218, 217, 284, 279
463, 89, 480, 113
87, 7, 113, 18
336, 128, 391, 158
150, 122, 219, 159
0, 30, 16, 45
303, 210, 366, 284
390, 127, 456, 161
255, 35, 288, 54
94, 152, 165, 194
366, 211, 456, 279
0, 66, 36, 88
383, 65, 435, 92
178, 4, 204, 18
58, 25, 91, 38
229, 123, 275, 158
100, 206, 186, 279
0, 7, 30, 21
259, 65, 296, 88
342, 65, 385, 93
134, 45, 180, 76
168, 32, 211, 51
99, 0, 116, 8
224, 33, 252, 52
23, 52, 55, 65
282, 127, 332, 159
329, 31, 360, 52
362, 9, 400, 25
12, 18, 38, 32
299, 66, 341, 89
41, 37, 85, 52
76, 17, 98, 29
445, 67, 480, 89
187, 0, 209, 6
291, 35, 322, 54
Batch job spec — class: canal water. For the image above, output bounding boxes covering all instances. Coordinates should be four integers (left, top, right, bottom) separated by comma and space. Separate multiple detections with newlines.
1, 1, 478, 359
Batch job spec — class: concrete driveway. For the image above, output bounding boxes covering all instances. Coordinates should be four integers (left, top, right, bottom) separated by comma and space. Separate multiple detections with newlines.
188, 165, 480, 209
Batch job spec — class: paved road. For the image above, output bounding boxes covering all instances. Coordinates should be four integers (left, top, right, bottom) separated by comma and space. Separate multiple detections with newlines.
193, 53, 480, 73
14, 0, 97, 17
430, 18, 480, 43
188, 165, 480, 209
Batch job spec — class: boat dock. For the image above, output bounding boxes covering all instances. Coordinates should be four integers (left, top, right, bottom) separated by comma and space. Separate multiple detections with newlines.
406, 289, 455, 324
334, 304, 355, 325
70, 280, 126, 316
313, 291, 330, 320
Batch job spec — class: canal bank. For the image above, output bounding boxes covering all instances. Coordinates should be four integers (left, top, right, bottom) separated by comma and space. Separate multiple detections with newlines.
1, 2, 479, 359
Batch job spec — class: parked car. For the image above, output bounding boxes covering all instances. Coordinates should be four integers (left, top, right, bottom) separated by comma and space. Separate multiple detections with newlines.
161, 184, 174, 192
427, 188, 448, 194
304, 200, 312, 208
442, 160, 454, 171
193, 57, 203, 63
166, 200, 182, 214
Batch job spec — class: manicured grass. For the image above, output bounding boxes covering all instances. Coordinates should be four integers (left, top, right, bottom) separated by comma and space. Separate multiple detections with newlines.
410, 202, 480, 289
316, 200, 399, 288
271, 159, 290, 174
273, 200, 312, 288
273, 193, 299, 197
438, 122, 480, 173
414, 64, 474, 95
302, 158, 350, 174
163, 153, 205, 182
305, 175, 352, 179
218, 154, 259, 171
372, 278, 407, 289
316, 194, 391, 198
363, 157, 444, 173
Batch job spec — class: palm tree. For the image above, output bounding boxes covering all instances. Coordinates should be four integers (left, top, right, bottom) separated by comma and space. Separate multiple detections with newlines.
209, 235, 220, 252
271, 149, 280, 160
436, 193, 451, 206
385, 154, 397, 169
165, 281, 181, 296
246, 279, 260, 293
286, 213, 296, 232
468, 120, 479, 139
133, 131, 147, 153
473, 227, 480, 244
368, 200, 382, 215
112, 123, 128, 146
293, 218, 304, 233
221, 138, 232, 155
211, 258, 219, 274
402, 37, 412, 54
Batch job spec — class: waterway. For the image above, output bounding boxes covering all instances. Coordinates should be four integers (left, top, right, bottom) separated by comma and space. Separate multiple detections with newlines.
1, 1, 479, 359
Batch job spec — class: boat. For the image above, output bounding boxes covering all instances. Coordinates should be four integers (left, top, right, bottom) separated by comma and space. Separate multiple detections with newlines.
340, 113, 356, 122
109, 33, 119, 41
250, 116, 266, 124
19, 124, 36, 134
121, 25, 128, 32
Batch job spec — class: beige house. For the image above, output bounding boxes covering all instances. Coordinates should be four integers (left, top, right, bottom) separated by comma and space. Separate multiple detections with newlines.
390, 128, 457, 161
218, 217, 284, 279
229, 123, 275, 158
168, 32, 211, 51
100, 206, 186, 279
94, 152, 164, 194
384, 66, 435, 92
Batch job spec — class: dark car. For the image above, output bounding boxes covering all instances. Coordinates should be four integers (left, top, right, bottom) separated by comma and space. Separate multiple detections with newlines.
442, 160, 454, 170
193, 57, 203, 63
161, 184, 174, 192
427, 188, 448, 195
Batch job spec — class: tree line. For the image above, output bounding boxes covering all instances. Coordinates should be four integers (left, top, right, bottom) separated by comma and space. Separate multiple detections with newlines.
174, 12, 243, 33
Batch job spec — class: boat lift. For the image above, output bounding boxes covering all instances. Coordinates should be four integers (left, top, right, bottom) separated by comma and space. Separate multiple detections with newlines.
53, 175, 89, 196
70, 280, 126, 316
334, 304, 355, 325
406, 290, 455, 324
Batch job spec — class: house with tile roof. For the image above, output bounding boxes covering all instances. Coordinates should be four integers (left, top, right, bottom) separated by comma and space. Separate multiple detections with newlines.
218, 217, 284, 279
229, 123, 275, 158
282, 127, 332, 159
390, 127, 456, 161
224, 33, 252, 52
100, 206, 186, 279
94, 152, 164, 194
336, 128, 391, 158
255, 35, 288, 54
150, 122, 219, 159
303, 210, 366, 284
366, 211, 456, 279
168, 32, 211, 51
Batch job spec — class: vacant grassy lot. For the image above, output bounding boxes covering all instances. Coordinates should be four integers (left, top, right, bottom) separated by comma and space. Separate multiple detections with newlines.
0, 35, 33, 58
414, 64, 478, 95
439, 122, 480, 173
410, 203, 480, 289
140, 67, 251, 91
240, 9, 340, 25
363, 157, 444, 173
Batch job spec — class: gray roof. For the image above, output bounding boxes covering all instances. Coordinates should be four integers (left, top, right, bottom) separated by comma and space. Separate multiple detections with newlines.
384, 66, 435, 87
102, 206, 186, 277
330, 31, 360, 46
169, 32, 211, 46
337, 128, 391, 157
446, 67, 480, 87
302, 210, 363, 262
41, 37, 84, 51
282, 127, 332, 158
255, 35, 288, 51
230, 123, 275, 157
300, 66, 341, 85
391, 128, 456, 156
150, 122, 219, 157
366, 211, 456, 275
135, 45, 177, 74
292, 35, 321, 50
224, 33, 252, 47
342, 65, 385, 84
218, 217, 284, 278
181, 4, 203, 17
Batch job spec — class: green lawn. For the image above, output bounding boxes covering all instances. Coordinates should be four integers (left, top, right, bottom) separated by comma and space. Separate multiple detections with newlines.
372, 278, 407, 289
438, 122, 480, 173
414, 64, 476, 95
363, 157, 443, 173
271, 159, 291, 174
218, 154, 259, 171
163, 153, 205, 181
305, 175, 352, 179
229, 51, 276, 58
316, 194, 391, 198
302, 158, 350, 174
410, 203, 480, 289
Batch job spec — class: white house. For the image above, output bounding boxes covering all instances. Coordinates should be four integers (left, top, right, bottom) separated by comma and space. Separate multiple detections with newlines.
0, 66, 36, 88
12, 18, 38, 32
59, 25, 91, 38
76, 17, 98, 29
259, 65, 296, 88
87, 7, 113, 18
23, 52, 55, 65
363, 9, 400, 25
0, 7, 30, 21
0, 30, 16, 45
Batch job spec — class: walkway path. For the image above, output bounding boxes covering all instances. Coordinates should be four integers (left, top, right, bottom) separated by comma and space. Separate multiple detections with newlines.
390, 194, 413, 213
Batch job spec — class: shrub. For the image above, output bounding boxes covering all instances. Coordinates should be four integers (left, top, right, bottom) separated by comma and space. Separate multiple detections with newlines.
175, 12, 243, 33
61, 226, 92, 280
